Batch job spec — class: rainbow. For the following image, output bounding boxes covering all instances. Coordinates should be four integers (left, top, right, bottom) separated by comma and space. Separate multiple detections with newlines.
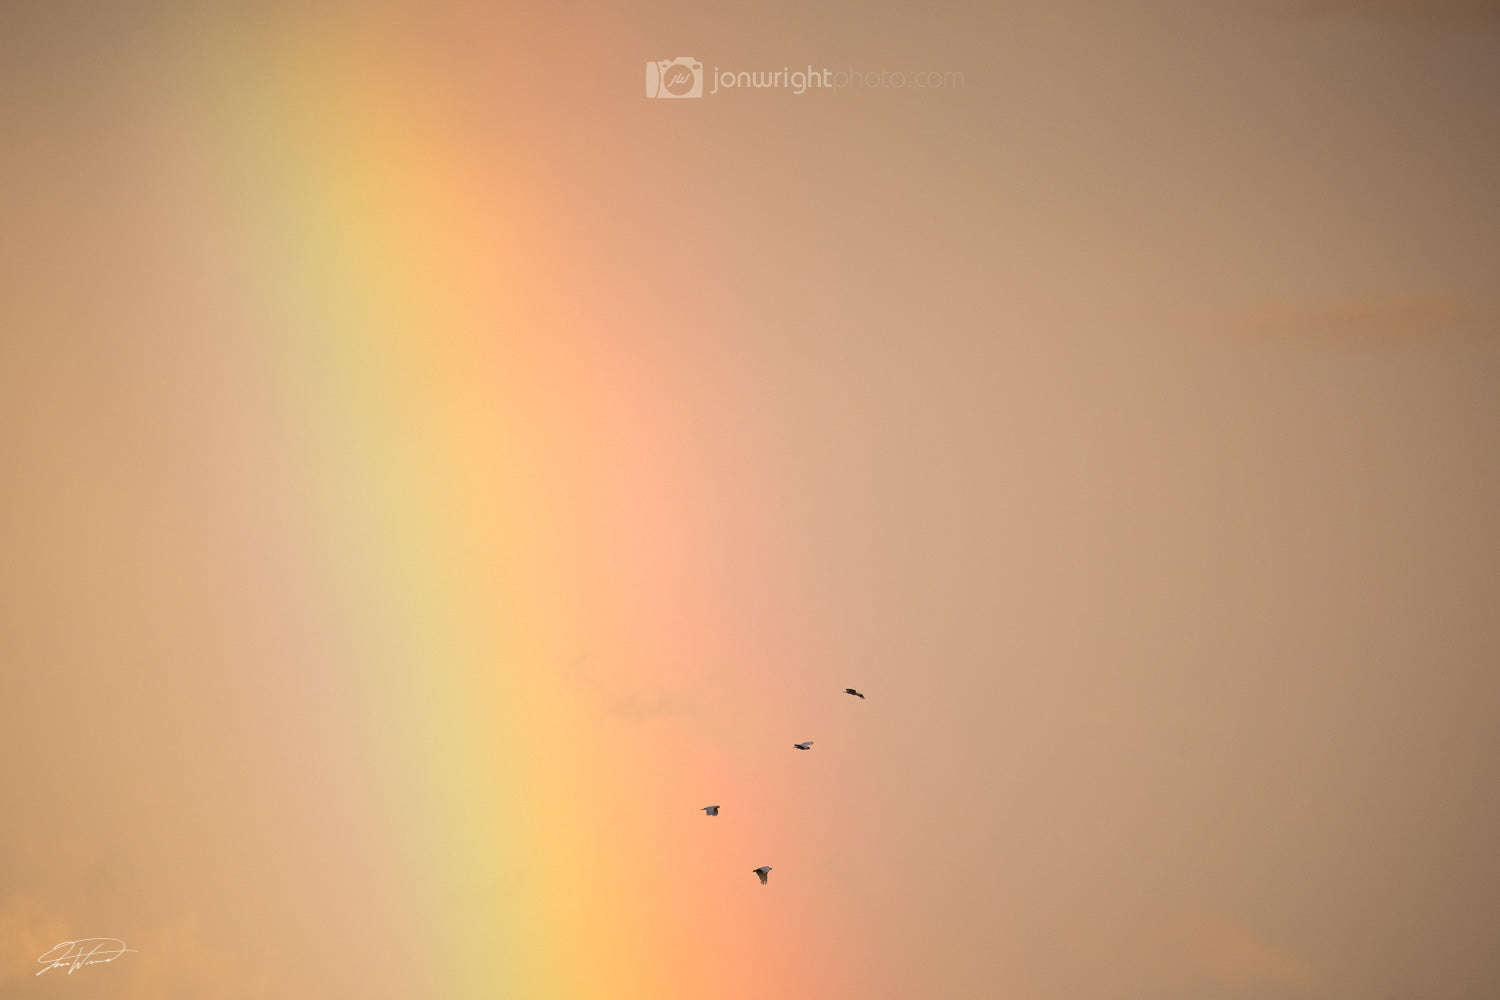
157, 8, 859, 997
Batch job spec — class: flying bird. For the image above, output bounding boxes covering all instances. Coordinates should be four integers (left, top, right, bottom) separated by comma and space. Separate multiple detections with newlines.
793, 742, 814, 750
701, 805, 720, 816
845, 688, 865, 698
753, 866, 772, 884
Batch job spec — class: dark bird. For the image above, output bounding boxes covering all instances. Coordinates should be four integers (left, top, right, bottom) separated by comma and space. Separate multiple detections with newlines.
793, 741, 814, 750
753, 866, 772, 884
845, 688, 865, 699
701, 805, 720, 816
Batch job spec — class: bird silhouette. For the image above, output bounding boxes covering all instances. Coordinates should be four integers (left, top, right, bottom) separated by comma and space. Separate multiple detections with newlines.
793, 742, 814, 750
701, 805, 720, 816
845, 688, 865, 698
752, 866, 772, 884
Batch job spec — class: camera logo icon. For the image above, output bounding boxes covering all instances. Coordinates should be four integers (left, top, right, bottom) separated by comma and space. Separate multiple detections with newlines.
646, 57, 703, 98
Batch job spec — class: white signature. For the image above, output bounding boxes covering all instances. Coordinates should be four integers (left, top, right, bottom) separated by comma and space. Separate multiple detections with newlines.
36, 938, 137, 975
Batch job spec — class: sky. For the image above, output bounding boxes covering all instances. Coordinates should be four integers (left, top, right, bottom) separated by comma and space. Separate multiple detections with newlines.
1, 1, 1498, 998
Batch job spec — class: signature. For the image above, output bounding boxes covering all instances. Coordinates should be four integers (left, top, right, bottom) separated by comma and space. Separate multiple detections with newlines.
36, 939, 137, 976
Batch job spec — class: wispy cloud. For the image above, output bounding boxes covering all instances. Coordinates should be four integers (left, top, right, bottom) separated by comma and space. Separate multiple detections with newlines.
0, 892, 71, 988
0, 895, 271, 1000
1117, 910, 1318, 994
565, 653, 706, 721
1252, 0, 1500, 29
1234, 296, 1499, 341
1176, 913, 1317, 986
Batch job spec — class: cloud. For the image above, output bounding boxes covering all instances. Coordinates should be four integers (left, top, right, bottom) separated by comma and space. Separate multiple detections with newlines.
1096, 908, 1317, 996
565, 653, 705, 721
1172, 913, 1317, 987
1233, 296, 1498, 341
0, 893, 272, 1000
0, 892, 72, 988
1259, 0, 1500, 23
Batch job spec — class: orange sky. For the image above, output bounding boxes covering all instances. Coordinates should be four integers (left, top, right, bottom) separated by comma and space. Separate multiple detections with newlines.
2, 2, 1498, 998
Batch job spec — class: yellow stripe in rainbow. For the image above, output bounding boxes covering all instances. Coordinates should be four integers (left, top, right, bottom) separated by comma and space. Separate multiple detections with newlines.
171, 14, 588, 997
160, 12, 714, 998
